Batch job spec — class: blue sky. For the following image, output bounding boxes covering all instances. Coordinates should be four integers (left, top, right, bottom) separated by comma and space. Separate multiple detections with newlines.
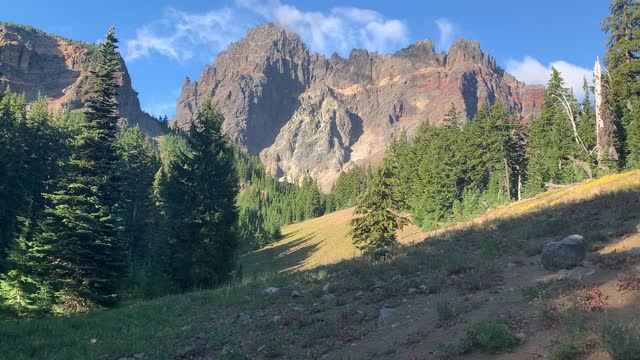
6, 0, 610, 118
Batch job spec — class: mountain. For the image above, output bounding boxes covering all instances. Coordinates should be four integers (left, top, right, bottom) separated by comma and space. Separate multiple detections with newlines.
0, 23, 163, 136
172, 23, 544, 191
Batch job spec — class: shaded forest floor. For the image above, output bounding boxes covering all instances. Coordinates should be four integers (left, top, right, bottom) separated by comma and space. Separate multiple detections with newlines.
2, 170, 640, 360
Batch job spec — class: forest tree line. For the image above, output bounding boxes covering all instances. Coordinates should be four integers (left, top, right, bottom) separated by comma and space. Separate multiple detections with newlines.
351, 0, 640, 250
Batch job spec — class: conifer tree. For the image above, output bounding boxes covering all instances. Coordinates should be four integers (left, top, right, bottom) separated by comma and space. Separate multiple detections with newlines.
407, 123, 461, 228
329, 165, 370, 210
0, 90, 28, 264
116, 126, 160, 292
443, 102, 461, 128
0, 95, 65, 315
602, 0, 640, 168
350, 158, 408, 251
30, 27, 126, 312
526, 68, 585, 195
164, 98, 239, 290
578, 78, 597, 156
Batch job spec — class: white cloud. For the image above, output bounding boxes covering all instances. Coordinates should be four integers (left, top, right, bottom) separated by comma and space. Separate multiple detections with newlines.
506, 56, 592, 100
236, 0, 409, 56
434, 18, 456, 50
124, 8, 242, 62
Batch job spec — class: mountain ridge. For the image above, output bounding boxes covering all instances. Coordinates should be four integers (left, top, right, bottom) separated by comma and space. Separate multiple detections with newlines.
171, 22, 544, 191
0, 22, 163, 136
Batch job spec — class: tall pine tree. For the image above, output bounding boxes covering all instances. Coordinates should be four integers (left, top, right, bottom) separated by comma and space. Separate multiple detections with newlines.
163, 98, 239, 290
30, 27, 126, 312
350, 157, 408, 251
602, 0, 640, 168
116, 126, 160, 294
526, 68, 586, 195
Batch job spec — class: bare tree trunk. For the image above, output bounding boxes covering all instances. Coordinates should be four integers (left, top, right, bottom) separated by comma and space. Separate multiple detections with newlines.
554, 92, 590, 155
594, 58, 618, 167
504, 156, 510, 198
517, 174, 522, 201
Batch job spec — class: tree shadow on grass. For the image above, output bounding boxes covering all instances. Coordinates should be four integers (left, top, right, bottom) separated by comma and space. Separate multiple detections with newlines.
420, 187, 640, 257
241, 232, 321, 277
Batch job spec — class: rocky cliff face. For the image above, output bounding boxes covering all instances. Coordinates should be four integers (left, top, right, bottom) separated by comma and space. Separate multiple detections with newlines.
172, 23, 544, 191
0, 23, 163, 136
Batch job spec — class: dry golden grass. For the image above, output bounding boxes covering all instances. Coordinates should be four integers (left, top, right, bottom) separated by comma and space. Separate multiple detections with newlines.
240, 208, 425, 275
241, 170, 640, 275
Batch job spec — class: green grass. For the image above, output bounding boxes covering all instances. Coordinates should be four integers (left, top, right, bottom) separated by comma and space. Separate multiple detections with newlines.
0, 283, 262, 360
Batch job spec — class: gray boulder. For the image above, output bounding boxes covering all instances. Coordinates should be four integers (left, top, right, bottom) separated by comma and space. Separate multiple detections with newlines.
541, 235, 586, 271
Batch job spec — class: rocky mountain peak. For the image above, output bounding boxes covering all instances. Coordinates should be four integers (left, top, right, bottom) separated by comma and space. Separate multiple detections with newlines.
446, 37, 485, 67
172, 23, 544, 191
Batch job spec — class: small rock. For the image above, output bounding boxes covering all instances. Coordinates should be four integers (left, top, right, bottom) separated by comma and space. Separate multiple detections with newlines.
377, 308, 397, 328
391, 275, 402, 282
321, 293, 336, 303
370, 283, 382, 290
507, 262, 517, 269
133, 353, 146, 359
90, 338, 97, 344
408, 288, 417, 294
355, 291, 366, 298
260, 287, 279, 295
237, 312, 253, 323
291, 290, 300, 298
272, 315, 281, 323
541, 234, 586, 271
418, 285, 428, 293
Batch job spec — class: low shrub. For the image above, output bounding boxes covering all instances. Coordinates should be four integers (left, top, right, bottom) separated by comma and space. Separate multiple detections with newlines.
601, 323, 640, 360
435, 338, 472, 359
437, 301, 457, 321
465, 320, 520, 353
548, 341, 583, 360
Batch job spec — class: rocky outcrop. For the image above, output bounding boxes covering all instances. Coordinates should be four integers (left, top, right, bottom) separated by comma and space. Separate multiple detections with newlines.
541, 235, 586, 271
171, 23, 544, 191
0, 23, 163, 136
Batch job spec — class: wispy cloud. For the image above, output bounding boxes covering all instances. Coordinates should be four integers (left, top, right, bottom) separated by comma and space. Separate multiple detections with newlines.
434, 18, 456, 50
124, 7, 243, 62
506, 56, 592, 100
236, 0, 409, 56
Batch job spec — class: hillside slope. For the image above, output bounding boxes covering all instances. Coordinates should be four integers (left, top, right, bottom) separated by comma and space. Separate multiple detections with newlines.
2, 170, 640, 360
243, 170, 640, 275
241, 207, 425, 275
